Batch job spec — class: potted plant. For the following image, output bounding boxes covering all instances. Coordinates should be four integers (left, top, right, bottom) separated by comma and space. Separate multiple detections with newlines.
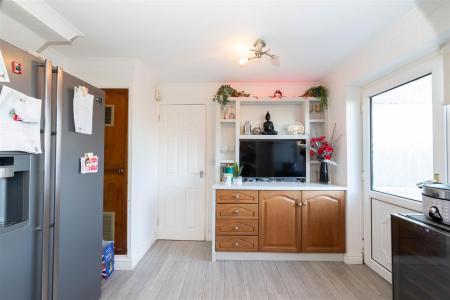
213, 84, 250, 106
301, 85, 328, 110
232, 162, 244, 185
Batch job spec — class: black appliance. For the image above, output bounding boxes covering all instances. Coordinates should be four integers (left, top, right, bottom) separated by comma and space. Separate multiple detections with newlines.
391, 213, 450, 300
239, 139, 306, 179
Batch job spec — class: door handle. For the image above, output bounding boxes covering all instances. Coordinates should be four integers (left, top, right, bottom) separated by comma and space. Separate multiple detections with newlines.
199, 170, 204, 179
118, 168, 124, 175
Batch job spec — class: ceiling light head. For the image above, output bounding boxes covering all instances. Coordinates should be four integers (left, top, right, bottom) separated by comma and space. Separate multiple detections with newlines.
239, 57, 249, 66
253, 39, 266, 51
239, 38, 279, 67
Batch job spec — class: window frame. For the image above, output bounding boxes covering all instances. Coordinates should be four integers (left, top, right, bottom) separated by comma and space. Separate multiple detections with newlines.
363, 55, 448, 207
369, 73, 433, 202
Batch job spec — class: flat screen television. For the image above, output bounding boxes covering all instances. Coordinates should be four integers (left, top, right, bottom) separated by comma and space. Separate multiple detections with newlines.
239, 139, 306, 179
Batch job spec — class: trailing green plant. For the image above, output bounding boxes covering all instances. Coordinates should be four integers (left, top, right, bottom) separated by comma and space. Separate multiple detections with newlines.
233, 162, 244, 177
213, 84, 250, 106
301, 85, 328, 109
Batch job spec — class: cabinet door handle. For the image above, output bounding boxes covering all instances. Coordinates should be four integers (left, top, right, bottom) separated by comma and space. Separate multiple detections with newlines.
302, 203, 308, 207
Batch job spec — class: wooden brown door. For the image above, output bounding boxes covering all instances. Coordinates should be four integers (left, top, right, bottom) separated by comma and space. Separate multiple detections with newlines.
103, 89, 128, 254
259, 191, 301, 252
301, 191, 345, 253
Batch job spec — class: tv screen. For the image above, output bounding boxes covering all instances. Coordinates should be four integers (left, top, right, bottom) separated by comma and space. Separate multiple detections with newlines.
239, 139, 306, 178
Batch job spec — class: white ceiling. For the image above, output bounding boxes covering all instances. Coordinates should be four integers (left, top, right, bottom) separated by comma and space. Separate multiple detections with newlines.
45, 0, 419, 82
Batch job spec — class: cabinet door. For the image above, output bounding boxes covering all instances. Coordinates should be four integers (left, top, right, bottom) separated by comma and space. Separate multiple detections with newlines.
259, 191, 301, 252
302, 191, 345, 253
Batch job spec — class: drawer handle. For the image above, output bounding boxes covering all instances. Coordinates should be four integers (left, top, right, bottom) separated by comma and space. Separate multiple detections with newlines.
234, 194, 240, 199
234, 226, 239, 230
233, 210, 240, 214
234, 242, 239, 247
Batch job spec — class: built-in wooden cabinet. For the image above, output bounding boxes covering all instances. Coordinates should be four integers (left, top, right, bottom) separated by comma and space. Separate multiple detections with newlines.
259, 191, 301, 252
301, 191, 345, 252
215, 189, 345, 253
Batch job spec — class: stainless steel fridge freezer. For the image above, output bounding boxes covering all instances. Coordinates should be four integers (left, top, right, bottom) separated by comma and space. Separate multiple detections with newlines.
0, 39, 105, 300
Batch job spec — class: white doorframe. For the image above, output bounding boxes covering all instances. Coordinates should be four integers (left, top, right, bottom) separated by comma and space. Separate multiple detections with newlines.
362, 55, 447, 282
156, 104, 207, 240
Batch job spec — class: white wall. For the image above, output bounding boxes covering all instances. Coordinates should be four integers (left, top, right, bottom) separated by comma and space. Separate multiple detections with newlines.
323, 2, 450, 264
65, 58, 158, 269
159, 82, 317, 240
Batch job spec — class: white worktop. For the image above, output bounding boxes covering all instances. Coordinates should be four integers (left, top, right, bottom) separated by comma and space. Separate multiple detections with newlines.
211, 181, 347, 191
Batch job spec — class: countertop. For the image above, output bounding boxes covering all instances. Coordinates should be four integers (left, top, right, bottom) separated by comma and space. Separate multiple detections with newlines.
211, 182, 347, 191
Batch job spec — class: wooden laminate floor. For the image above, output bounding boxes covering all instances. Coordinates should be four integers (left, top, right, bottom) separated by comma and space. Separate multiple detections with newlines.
101, 240, 391, 300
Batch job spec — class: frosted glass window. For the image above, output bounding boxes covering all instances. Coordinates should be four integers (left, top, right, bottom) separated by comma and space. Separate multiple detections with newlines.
371, 74, 433, 201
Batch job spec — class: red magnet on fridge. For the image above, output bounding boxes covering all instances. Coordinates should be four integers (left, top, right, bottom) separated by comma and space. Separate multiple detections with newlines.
12, 61, 23, 74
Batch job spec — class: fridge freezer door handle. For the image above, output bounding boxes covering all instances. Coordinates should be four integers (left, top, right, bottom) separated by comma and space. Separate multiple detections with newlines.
51, 66, 64, 300
41, 60, 53, 300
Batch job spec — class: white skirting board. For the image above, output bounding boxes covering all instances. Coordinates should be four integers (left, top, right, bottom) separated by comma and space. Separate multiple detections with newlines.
344, 253, 364, 264
114, 237, 156, 270
114, 255, 133, 270
214, 252, 344, 262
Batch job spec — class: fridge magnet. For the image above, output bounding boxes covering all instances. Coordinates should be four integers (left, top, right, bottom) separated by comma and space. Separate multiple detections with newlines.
80, 153, 99, 174
0, 49, 9, 82
11, 61, 23, 74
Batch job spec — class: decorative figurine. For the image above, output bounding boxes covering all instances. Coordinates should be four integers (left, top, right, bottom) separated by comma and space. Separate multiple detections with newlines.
262, 111, 278, 135
273, 90, 283, 99
251, 127, 262, 135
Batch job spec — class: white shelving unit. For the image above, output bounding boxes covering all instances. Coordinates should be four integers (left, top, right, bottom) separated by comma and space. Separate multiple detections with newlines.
215, 96, 327, 183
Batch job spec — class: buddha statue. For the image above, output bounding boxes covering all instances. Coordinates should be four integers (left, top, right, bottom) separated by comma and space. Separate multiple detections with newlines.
262, 111, 278, 135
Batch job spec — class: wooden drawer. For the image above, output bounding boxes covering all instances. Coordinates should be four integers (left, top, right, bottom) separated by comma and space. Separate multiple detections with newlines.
216, 236, 258, 252
216, 219, 258, 236
216, 204, 258, 219
216, 190, 258, 204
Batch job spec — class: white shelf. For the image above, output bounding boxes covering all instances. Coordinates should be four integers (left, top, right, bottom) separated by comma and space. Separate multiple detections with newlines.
239, 135, 308, 140
310, 119, 326, 123
220, 119, 236, 123
228, 96, 319, 104
219, 159, 234, 164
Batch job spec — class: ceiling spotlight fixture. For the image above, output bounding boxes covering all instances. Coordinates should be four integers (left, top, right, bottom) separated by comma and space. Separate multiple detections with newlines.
239, 39, 280, 67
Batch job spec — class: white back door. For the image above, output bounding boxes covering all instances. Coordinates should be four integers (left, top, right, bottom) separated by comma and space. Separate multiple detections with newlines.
158, 104, 206, 240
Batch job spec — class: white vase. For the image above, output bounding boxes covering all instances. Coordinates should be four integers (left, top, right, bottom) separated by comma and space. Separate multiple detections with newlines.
233, 177, 243, 185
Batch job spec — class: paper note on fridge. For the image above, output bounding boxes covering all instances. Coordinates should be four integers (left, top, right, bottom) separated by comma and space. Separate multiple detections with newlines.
0, 85, 42, 153
73, 86, 94, 135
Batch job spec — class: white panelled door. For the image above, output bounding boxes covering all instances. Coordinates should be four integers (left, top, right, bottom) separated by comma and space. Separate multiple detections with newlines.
158, 105, 206, 240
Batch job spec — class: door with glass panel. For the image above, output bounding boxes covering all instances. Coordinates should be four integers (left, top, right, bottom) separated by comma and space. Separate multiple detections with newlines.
363, 65, 447, 281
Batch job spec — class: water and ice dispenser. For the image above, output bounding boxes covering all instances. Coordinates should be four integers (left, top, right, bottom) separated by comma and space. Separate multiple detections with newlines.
0, 155, 30, 234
